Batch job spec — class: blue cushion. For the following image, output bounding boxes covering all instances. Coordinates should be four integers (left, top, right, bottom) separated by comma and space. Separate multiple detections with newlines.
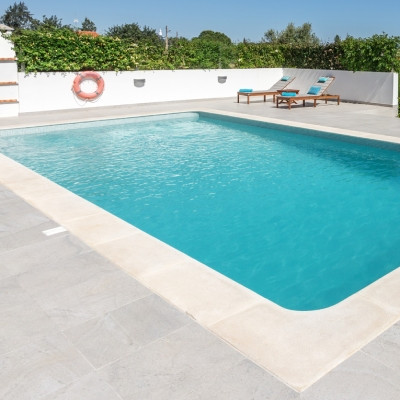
239, 88, 253, 92
281, 92, 296, 96
318, 77, 328, 83
307, 86, 321, 95
281, 76, 290, 81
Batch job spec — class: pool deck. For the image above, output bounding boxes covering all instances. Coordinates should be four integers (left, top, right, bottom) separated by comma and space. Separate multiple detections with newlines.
1, 98, 400, 399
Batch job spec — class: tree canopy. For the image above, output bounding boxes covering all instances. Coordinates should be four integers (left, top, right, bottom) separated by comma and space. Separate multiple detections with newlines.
81, 17, 96, 32
0, 1, 35, 30
263, 22, 320, 46
31, 15, 72, 31
195, 30, 232, 45
105, 23, 160, 44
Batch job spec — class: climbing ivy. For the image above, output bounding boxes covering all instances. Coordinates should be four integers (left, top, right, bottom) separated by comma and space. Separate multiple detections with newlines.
9, 30, 400, 74
7, 30, 400, 116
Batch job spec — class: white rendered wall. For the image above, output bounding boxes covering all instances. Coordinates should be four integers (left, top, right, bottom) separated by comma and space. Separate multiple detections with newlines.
283, 68, 398, 106
0, 32, 15, 58
17, 68, 398, 113
17, 68, 282, 113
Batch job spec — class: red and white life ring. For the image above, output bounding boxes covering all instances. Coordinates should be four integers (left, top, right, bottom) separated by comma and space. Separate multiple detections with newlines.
72, 71, 104, 100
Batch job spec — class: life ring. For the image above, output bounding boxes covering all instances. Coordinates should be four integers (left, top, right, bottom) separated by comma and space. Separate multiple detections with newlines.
72, 71, 104, 100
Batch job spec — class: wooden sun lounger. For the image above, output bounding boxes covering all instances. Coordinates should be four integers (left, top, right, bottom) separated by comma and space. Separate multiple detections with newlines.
237, 76, 296, 104
275, 76, 339, 110
237, 90, 280, 104
276, 93, 340, 109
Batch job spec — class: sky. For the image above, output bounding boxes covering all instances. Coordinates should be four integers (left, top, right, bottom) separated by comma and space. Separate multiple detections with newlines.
3, 0, 400, 42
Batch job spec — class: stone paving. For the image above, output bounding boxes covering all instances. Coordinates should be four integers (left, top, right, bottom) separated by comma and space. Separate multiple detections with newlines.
1, 98, 400, 399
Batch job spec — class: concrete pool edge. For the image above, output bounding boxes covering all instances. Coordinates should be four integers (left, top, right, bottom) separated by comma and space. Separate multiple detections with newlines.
1, 109, 400, 392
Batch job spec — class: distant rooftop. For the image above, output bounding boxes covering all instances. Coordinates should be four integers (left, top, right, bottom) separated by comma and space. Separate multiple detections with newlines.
0, 23, 14, 31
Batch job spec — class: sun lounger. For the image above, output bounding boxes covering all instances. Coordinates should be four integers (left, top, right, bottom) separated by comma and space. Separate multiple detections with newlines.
276, 76, 340, 110
237, 76, 296, 104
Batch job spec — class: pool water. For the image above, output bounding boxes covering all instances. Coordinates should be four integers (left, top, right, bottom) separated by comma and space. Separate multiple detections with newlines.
2, 112, 400, 310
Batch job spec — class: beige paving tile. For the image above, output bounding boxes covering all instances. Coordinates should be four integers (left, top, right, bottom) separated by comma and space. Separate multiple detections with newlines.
209, 297, 399, 392
60, 211, 141, 247
138, 259, 264, 326
25, 190, 103, 223
93, 230, 195, 278
0, 154, 40, 185
358, 267, 400, 314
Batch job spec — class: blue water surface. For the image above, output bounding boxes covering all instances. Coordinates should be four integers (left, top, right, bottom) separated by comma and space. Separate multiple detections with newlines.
2, 112, 400, 310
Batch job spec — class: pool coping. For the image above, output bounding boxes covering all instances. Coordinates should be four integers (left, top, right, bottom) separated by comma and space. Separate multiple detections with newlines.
1, 108, 400, 392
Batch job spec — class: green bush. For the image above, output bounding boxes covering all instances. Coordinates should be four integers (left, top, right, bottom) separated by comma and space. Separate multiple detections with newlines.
11, 29, 139, 71
10, 30, 400, 74
8, 30, 400, 116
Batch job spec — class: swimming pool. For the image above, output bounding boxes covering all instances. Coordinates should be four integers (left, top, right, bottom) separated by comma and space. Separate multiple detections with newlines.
1, 112, 400, 311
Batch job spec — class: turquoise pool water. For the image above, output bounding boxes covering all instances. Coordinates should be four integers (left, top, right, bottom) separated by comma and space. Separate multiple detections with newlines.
2, 112, 400, 310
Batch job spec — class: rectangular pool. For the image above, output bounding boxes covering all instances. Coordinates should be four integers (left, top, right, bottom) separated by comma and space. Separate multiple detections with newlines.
1, 112, 400, 310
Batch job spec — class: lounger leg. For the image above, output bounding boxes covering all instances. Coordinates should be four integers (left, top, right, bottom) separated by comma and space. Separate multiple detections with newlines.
247, 96, 250, 105
263, 95, 266, 102
314, 100, 317, 107
303, 100, 305, 107
237, 94, 239, 103
288, 100, 292, 110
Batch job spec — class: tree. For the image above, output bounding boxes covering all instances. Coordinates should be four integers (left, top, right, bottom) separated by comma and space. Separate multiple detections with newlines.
105, 23, 142, 41
81, 17, 96, 32
195, 30, 232, 45
140, 25, 161, 45
105, 23, 161, 45
32, 15, 71, 31
263, 22, 320, 46
0, 1, 35, 30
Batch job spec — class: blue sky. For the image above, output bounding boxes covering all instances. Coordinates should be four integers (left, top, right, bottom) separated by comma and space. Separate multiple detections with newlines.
4, 0, 400, 42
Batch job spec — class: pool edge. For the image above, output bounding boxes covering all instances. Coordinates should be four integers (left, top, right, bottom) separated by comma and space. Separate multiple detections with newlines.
1, 109, 400, 392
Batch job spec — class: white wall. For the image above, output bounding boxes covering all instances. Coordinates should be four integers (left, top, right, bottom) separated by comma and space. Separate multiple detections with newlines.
17, 68, 282, 113
0, 31, 15, 58
283, 68, 398, 106
17, 68, 398, 113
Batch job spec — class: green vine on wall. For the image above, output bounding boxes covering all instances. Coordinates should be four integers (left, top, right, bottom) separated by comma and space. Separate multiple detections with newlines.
8, 29, 400, 74
5, 29, 400, 116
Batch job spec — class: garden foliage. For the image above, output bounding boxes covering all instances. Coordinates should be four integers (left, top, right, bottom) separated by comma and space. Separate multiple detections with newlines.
5, 29, 400, 115
7, 29, 399, 74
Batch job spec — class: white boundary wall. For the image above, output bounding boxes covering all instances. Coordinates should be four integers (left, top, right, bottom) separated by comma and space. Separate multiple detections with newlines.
0, 31, 15, 58
283, 68, 398, 106
17, 68, 398, 113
